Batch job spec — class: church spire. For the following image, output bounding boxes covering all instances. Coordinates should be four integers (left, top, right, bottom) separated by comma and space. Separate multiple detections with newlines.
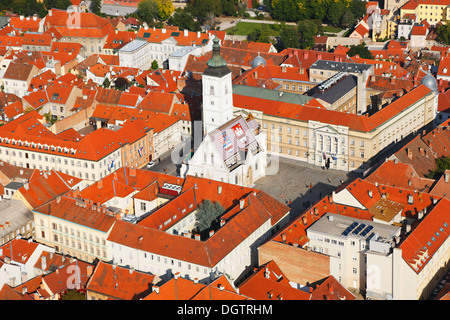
203, 33, 230, 78
207, 35, 227, 68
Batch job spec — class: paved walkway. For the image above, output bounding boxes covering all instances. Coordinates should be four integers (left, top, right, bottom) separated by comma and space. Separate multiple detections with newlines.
146, 143, 360, 218
254, 159, 360, 217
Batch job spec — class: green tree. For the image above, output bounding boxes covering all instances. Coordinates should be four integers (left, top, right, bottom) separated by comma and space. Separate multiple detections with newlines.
437, 22, 450, 45
137, 0, 159, 25
349, 0, 367, 20
326, 1, 346, 26
114, 77, 129, 91
427, 156, 450, 179
44, 0, 72, 10
346, 43, 373, 59
271, 0, 300, 22
186, 0, 222, 23
194, 200, 225, 235
90, 0, 101, 15
248, 24, 274, 43
222, 0, 238, 16
277, 26, 300, 50
102, 77, 110, 89
11, 0, 47, 17
156, 0, 174, 21
167, 8, 201, 31
340, 10, 355, 28
297, 19, 322, 49
151, 60, 159, 70
61, 289, 85, 300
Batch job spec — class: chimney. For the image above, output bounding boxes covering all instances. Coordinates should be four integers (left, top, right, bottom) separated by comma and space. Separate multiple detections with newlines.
328, 284, 334, 293
129, 267, 134, 274
195, 234, 201, 240
407, 194, 414, 204
22, 287, 27, 294
209, 230, 214, 237
407, 148, 412, 160
217, 185, 222, 195
174, 272, 180, 279
55, 268, 59, 275
220, 219, 225, 227
98, 180, 103, 189
239, 199, 245, 209
48, 9, 52, 16
445, 172, 449, 183
153, 286, 159, 294
368, 190, 373, 198
56, 196, 61, 203
194, 278, 198, 284
219, 285, 225, 291
86, 265, 93, 277
41, 255, 47, 270
138, 236, 143, 244
184, 29, 188, 36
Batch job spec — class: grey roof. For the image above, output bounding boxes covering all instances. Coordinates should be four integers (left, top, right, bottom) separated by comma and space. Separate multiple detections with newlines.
118, 38, 148, 53
4, 181, 24, 190
310, 74, 357, 104
307, 212, 400, 243
232, 84, 314, 105
0, 199, 33, 239
310, 59, 373, 73
170, 46, 197, 57
251, 55, 266, 68
420, 73, 438, 92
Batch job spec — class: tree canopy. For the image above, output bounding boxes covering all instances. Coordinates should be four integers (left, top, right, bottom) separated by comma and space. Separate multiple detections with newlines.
437, 22, 450, 45
346, 44, 373, 59
167, 8, 202, 32
265, 0, 366, 27
427, 156, 450, 179
194, 200, 225, 236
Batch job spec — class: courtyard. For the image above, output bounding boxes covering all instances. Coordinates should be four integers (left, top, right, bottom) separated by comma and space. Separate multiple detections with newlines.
254, 158, 360, 217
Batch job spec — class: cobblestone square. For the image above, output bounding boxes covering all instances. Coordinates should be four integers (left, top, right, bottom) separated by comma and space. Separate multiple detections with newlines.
254, 159, 359, 217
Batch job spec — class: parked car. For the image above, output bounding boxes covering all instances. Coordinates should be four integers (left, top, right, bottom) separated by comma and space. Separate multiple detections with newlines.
147, 161, 155, 168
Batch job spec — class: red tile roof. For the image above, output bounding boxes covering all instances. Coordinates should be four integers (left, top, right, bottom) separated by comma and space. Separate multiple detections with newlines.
0, 238, 39, 265
107, 174, 289, 268
137, 27, 211, 46
399, 197, 450, 274
366, 160, 434, 193
310, 275, 356, 300
9, 16, 41, 32
238, 260, 310, 300
233, 84, 432, 133
18, 169, 82, 209
86, 261, 156, 300
42, 259, 94, 295
34, 195, 118, 233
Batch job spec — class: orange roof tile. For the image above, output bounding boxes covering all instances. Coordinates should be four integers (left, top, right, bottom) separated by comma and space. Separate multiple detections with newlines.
86, 261, 155, 300
399, 197, 450, 273
310, 275, 356, 300
238, 260, 310, 300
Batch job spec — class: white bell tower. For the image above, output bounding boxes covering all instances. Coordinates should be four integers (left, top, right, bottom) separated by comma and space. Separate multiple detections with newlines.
202, 36, 233, 134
